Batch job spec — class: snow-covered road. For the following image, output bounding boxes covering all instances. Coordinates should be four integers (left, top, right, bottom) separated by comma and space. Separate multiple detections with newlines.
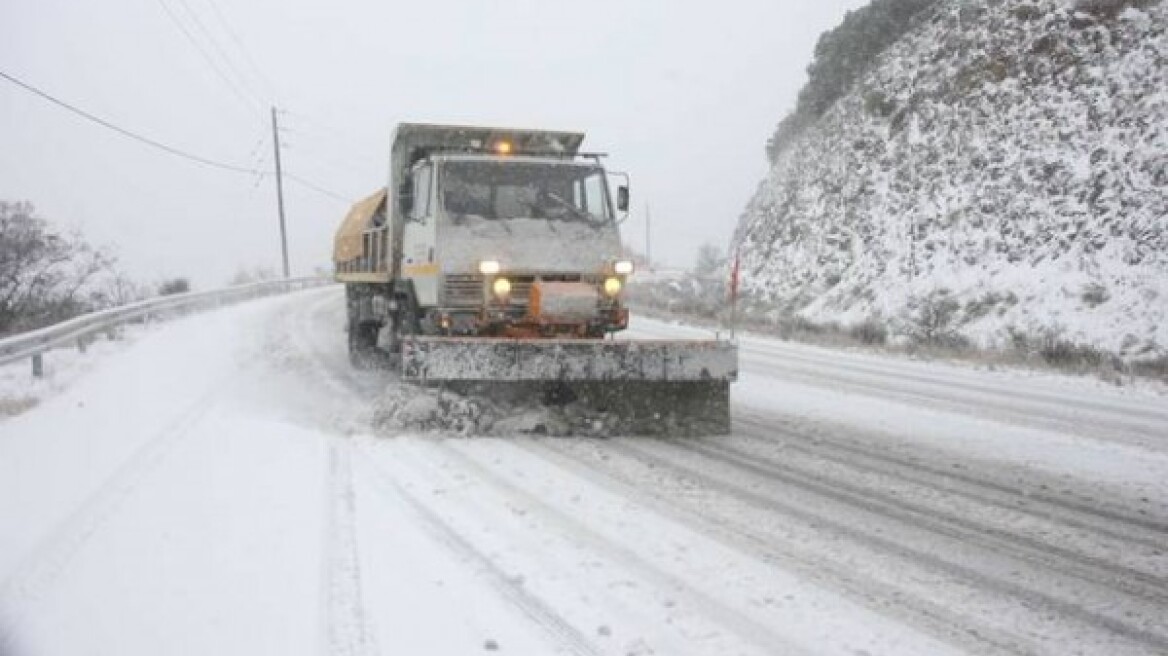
1, 287, 1166, 655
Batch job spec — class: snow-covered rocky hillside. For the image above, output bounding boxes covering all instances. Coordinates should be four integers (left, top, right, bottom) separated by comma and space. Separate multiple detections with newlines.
733, 0, 1166, 359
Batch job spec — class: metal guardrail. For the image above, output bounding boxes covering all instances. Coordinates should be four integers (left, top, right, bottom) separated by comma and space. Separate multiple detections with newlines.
0, 277, 333, 375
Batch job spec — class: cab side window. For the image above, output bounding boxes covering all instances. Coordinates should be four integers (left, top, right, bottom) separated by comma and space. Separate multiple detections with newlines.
583, 173, 606, 218
411, 165, 432, 220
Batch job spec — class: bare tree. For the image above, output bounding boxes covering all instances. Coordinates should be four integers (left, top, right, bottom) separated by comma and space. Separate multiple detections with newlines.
91, 273, 151, 308
0, 201, 116, 336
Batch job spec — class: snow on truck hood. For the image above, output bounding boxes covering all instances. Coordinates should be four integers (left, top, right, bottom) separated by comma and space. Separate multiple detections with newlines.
439, 216, 622, 274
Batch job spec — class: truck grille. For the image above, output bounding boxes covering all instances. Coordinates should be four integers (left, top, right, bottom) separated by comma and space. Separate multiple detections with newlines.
443, 275, 484, 307
506, 274, 584, 311
443, 273, 612, 315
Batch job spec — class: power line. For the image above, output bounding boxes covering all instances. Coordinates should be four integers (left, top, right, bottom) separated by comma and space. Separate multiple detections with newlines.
154, 0, 261, 114
281, 111, 384, 180
0, 69, 353, 204
172, 0, 268, 106
284, 109, 382, 158
0, 68, 259, 174
285, 172, 352, 203
279, 131, 371, 178
201, 0, 280, 100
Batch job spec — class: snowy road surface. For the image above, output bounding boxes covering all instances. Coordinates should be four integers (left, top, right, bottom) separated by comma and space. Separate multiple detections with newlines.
1, 287, 1166, 655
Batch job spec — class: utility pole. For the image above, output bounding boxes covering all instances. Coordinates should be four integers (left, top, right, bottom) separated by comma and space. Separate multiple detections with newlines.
271, 106, 290, 278
644, 203, 652, 271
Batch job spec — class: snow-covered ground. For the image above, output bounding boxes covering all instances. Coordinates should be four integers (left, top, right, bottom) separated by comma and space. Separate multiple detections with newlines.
1, 287, 1166, 655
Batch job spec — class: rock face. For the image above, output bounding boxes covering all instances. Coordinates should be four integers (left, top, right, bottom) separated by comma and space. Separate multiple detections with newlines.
733, 0, 1166, 358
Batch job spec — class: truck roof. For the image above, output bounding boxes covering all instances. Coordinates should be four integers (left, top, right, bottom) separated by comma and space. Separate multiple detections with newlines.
392, 123, 586, 160
430, 153, 601, 167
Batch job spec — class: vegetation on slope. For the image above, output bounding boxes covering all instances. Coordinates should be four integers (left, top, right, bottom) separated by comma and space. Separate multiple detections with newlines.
766, 0, 938, 163
738, 0, 1167, 361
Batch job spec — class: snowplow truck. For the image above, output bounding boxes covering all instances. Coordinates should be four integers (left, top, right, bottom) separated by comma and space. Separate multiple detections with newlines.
333, 123, 737, 433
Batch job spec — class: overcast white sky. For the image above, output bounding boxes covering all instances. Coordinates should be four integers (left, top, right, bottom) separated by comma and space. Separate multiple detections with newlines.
1, 0, 867, 286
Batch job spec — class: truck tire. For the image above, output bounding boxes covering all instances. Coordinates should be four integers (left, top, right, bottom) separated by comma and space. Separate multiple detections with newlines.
383, 293, 420, 368
348, 320, 380, 369
345, 283, 383, 369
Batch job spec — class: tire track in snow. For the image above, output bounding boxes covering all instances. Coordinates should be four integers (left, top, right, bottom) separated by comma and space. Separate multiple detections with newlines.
520, 437, 1037, 656
0, 390, 219, 648
594, 437, 1168, 655
669, 436, 1168, 606
353, 445, 602, 656
292, 296, 600, 654
322, 442, 379, 656
733, 412, 1168, 541
277, 293, 385, 654
730, 415, 1168, 572
741, 343, 1168, 428
431, 439, 815, 656
737, 350, 1168, 451
289, 289, 389, 401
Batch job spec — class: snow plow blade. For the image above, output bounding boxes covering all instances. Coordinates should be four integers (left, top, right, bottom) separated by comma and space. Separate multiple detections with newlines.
401, 337, 737, 383
401, 337, 737, 435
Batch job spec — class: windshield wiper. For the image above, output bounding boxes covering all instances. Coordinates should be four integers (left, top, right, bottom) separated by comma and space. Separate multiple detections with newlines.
543, 192, 601, 227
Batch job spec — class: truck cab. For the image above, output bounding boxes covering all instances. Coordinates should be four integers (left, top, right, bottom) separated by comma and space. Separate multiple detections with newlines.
335, 124, 634, 358
400, 152, 631, 338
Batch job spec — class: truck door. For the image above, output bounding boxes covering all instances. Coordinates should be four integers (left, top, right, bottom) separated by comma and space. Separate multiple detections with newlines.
401, 163, 439, 307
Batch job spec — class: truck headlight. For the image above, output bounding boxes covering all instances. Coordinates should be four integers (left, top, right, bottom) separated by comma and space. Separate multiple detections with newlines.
479, 260, 501, 275
603, 277, 622, 296
493, 277, 512, 297
613, 260, 634, 275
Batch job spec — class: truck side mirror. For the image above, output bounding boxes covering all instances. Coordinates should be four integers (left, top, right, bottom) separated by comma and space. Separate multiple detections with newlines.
617, 186, 629, 212
398, 180, 414, 217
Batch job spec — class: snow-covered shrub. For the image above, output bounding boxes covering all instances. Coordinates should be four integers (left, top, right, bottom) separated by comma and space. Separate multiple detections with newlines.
157, 278, 192, 296
902, 290, 968, 348
1080, 283, 1110, 308
1007, 326, 1123, 373
1074, 0, 1158, 20
1132, 354, 1168, 381
849, 317, 890, 345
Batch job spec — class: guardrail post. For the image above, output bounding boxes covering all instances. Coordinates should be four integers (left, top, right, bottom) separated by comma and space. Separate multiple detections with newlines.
77, 335, 88, 353
32, 353, 43, 378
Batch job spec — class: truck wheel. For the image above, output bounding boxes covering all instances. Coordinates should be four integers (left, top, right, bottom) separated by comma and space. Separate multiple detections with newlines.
375, 300, 413, 371
348, 321, 380, 369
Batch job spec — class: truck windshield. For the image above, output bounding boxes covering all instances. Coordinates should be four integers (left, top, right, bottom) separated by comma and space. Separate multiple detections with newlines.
441, 160, 613, 224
